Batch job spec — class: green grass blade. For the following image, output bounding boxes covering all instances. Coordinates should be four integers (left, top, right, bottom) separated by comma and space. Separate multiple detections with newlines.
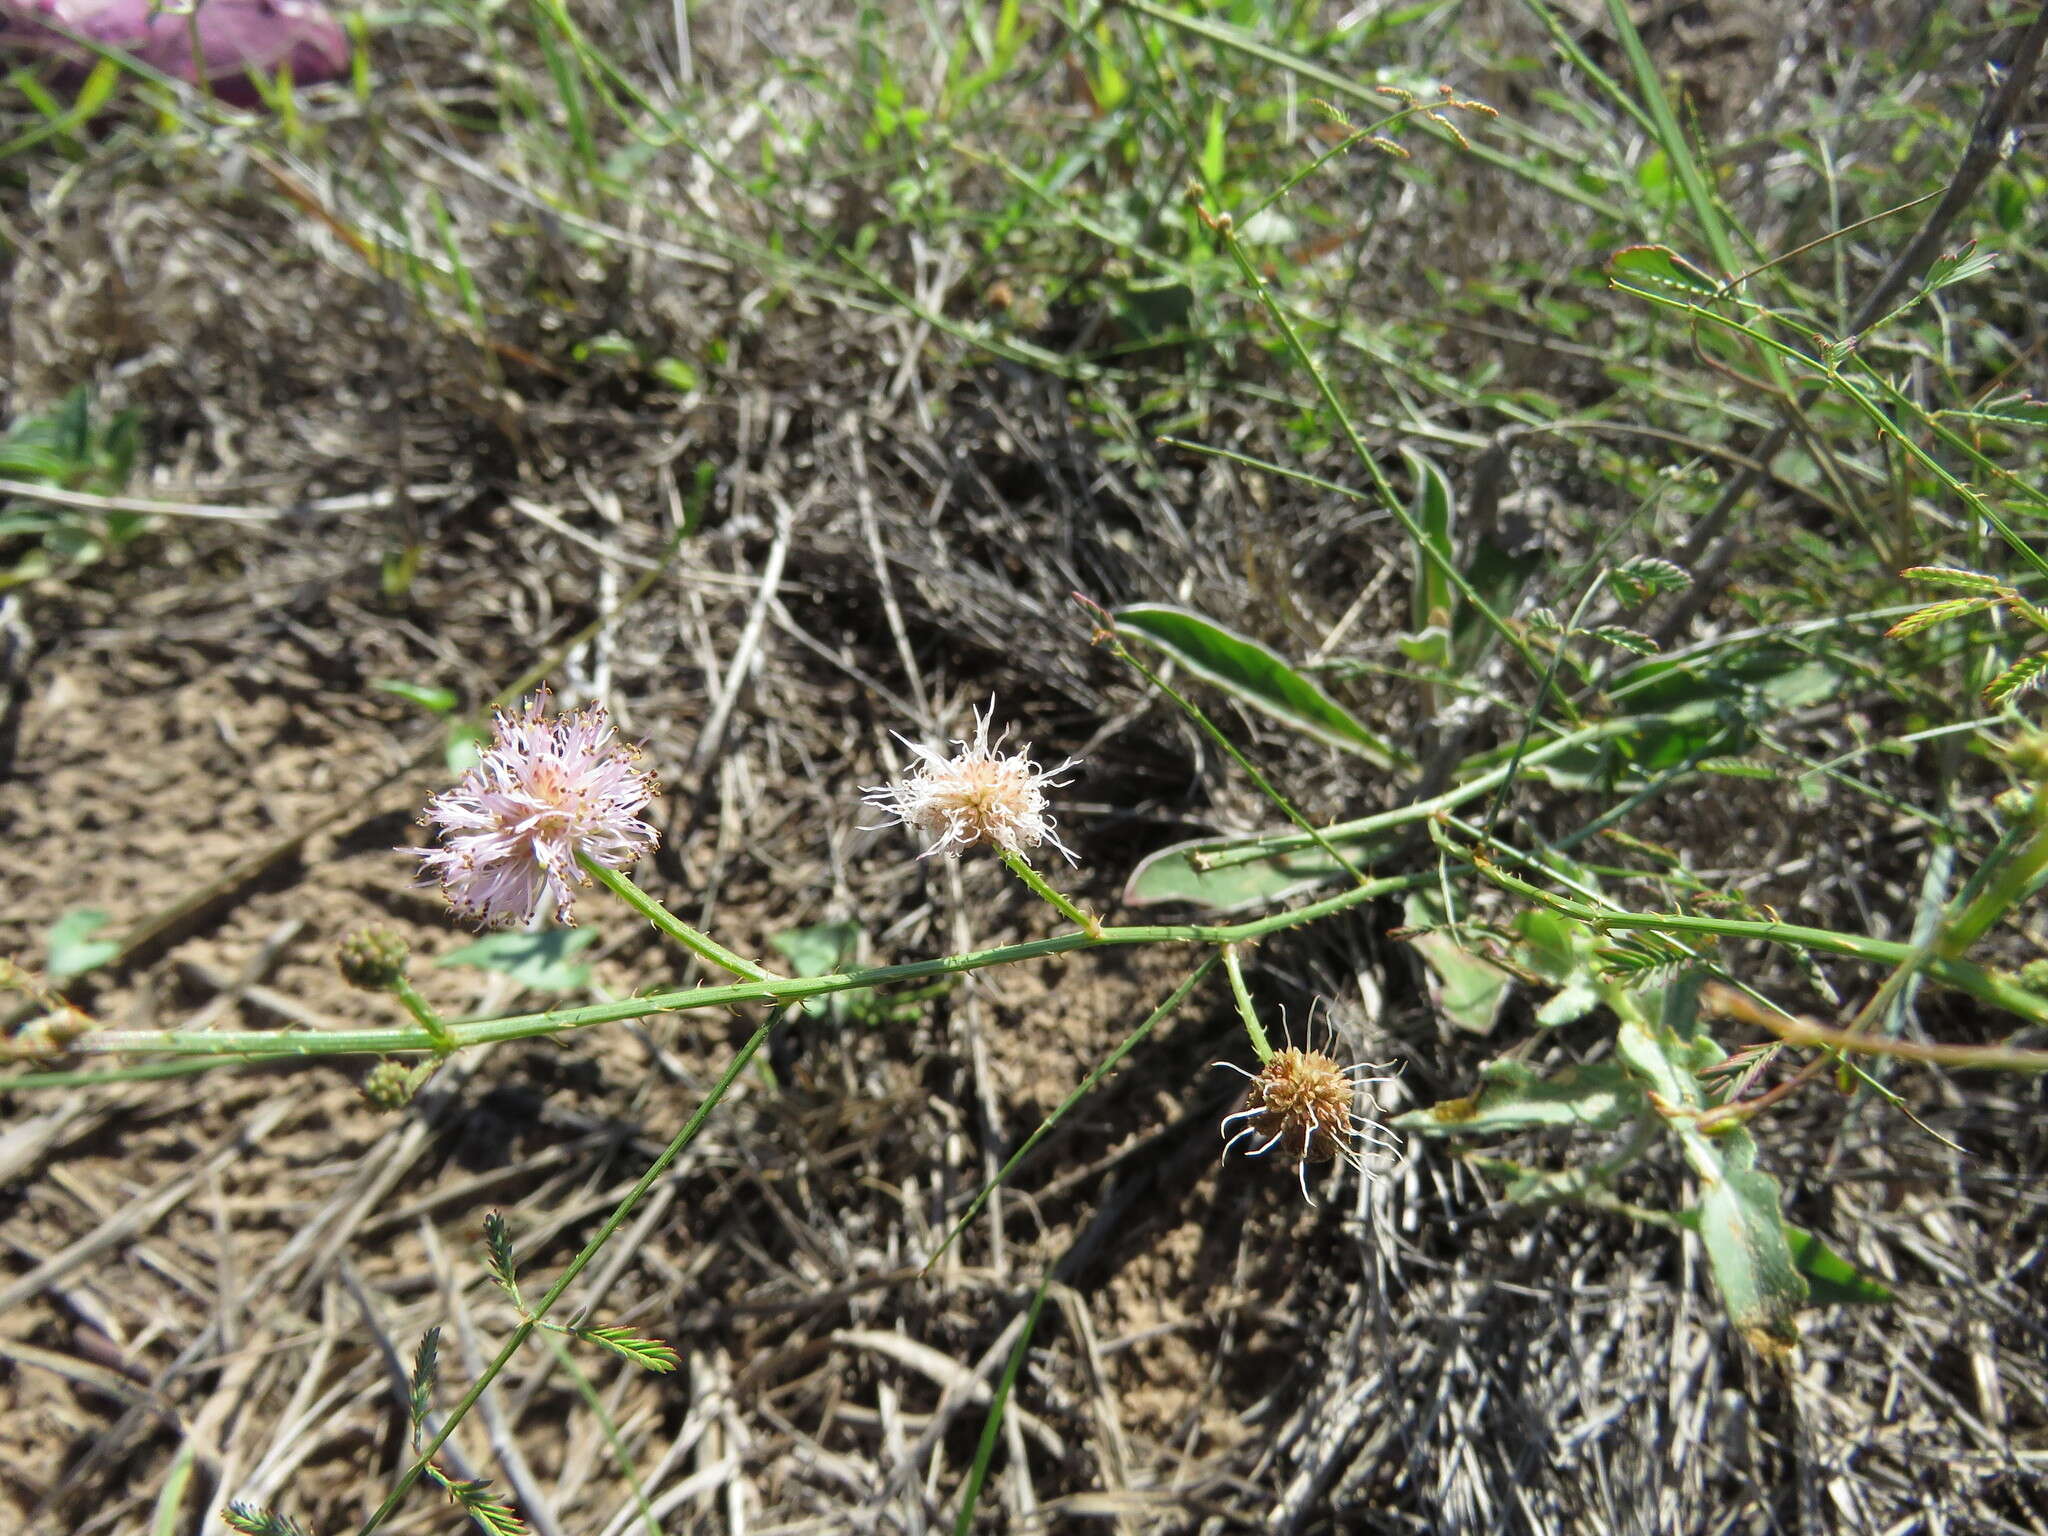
952, 1277, 1051, 1536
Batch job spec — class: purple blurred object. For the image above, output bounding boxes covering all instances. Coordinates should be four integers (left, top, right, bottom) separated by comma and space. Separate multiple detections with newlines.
1, 0, 350, 104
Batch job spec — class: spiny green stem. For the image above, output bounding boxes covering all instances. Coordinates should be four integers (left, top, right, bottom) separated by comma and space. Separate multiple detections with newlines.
1187, 712, 1707, 873
1220, 944, 1273, 1062
997, 847, 1100, 937
57, 878, 1424, 1066
1469, 856, 2048, 1028
1939, 793, 2048, 958
355, 1008, 786, 1535
579, 857, 780, 982
389, 976, 454, 1053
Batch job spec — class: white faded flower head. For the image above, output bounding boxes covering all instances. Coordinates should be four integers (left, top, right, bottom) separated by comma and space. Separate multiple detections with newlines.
1218, 1024, 1399, 1204
407, 692, 659, 928
863, 701, 1080, 864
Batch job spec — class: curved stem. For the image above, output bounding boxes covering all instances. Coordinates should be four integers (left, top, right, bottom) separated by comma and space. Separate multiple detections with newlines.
997, 848, 1100, 938
579, 857, 779, 981
389, 975, 454, 1053
1220, 944, 1273, 1062
1469, 853, 2048, 1028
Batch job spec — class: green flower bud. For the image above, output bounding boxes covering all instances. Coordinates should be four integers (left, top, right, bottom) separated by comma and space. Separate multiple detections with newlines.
361, 1059, 418, 1110
337, 929, 409, 990
2006, 730, 2048, 785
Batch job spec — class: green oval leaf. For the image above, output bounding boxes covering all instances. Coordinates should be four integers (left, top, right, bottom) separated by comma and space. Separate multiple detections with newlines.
1114, 603, 1409, 769
1784, 1223, 1893, 1306
1607, 243, 1723, 300
47, 907, 120, 983
1692, 1136, 1808, 1353
1392, 1058, 1644, 1135
1121, 832, 1371, 912
372, 679, 460, 714
435, 928, 597, 992
1410, 928, 1513, 1035
1403, 447, 1456, 640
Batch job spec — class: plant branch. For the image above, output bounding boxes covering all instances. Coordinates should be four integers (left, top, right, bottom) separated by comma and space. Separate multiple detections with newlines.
354, 1008, 788, 1534
1657, 4, 2048, 638
48, 877, 1421, 1066
580, 857, 781, 982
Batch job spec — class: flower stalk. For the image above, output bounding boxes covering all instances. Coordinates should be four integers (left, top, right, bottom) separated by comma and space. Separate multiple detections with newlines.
1220, 943, 1273, 1062
389, 974, 456, 1054
997, 847, 1100, 939
578, 855, 781, 983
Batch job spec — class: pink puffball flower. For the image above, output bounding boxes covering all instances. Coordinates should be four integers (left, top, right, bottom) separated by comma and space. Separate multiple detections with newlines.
407, 694, 659, 929
1, 0, 351, 107
863, 701, 1079, 865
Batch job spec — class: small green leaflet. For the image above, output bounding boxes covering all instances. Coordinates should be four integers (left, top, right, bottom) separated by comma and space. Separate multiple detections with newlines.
1589, 624, 1659, 655
425, 1466, 529, 1536
435, 929, 596, 992
1885, 597, 1992, 640
221, 1505, 316, 1536
575, 1324, 680, 1373
1606, 244, 1723, 301
46, 907, 119, 982
482, 1211, 519, 1301
1608, 556, 1691, 607
409, 1327, 442, 1427
1984, 652, 2048, 706
1899, 565, 2005, 594
1921, 239, 1997, 294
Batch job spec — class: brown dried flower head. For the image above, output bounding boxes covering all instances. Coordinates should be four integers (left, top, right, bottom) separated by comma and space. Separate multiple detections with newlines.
1234, 1048, 1355, 1161
1219, 1033, 1398, 1202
